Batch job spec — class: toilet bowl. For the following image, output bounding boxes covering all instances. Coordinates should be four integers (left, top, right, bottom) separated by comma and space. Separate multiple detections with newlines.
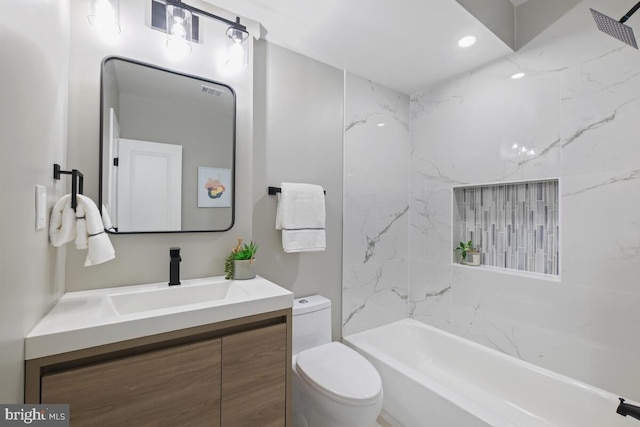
292, 295, 383, 427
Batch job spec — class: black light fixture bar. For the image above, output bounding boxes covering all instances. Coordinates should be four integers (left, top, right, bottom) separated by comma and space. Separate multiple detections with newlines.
165, 0, 247, 31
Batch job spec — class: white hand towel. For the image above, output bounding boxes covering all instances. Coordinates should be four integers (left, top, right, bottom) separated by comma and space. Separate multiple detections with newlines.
277, 183, 326, 229
282, 229, 326, 253
275, 183, 326, 253
49, 195, 76, 247
76, 195, 115, 266
49, 194, 115, 266
101, 205, 116, 232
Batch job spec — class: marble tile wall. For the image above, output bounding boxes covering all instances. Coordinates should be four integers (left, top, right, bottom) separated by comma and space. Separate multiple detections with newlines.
410, 0, 640, 401
342, 73, 411, 336
453, 180, 559, 275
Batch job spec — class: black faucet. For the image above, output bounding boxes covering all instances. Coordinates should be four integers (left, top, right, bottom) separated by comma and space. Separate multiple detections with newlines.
618, 398, 640, 421
169, 247, 181, 286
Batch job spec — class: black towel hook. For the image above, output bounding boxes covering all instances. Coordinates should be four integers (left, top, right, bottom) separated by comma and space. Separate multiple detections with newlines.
53, 164, 84, 210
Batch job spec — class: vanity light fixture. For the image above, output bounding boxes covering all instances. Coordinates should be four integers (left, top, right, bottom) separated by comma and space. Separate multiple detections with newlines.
162, 0, 250, 67
87, 0, 121, 35
458, 35, 476, 48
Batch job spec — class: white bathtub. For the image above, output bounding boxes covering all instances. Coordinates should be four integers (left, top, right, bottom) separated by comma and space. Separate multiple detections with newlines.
344, 319, 639, 427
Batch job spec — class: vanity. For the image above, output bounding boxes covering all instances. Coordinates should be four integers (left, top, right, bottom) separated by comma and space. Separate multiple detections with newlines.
25, 276, 293, 426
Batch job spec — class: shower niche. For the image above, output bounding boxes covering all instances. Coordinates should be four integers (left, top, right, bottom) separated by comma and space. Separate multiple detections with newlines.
453, 179, 559, 276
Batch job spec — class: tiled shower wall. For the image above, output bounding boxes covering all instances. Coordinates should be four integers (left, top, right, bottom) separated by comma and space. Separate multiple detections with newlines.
342, 73, 410, 336
410, 0, 640, 401
453, 180, 559, 275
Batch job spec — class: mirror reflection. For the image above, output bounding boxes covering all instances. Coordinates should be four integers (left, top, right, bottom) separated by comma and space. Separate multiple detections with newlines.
99, 57, 235, 233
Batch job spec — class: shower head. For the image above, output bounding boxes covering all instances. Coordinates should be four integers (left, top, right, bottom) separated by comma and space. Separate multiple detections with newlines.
590, 2, 640, 49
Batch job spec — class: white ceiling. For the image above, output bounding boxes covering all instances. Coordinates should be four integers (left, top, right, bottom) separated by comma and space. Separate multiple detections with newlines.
204, 0, 514, 95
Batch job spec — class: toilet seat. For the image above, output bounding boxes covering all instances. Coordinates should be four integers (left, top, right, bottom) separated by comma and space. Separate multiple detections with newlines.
295, 342, 382, 407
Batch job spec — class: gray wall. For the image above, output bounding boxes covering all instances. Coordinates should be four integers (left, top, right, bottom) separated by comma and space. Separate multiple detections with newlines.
455, 0, 515, 49
65, 0, 253, 291
516, 0, 581, 49
0, 0, 69, 402
252, 41, 344, 340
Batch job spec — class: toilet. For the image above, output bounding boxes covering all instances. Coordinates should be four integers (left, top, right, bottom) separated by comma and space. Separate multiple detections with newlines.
292, 295, 383, 427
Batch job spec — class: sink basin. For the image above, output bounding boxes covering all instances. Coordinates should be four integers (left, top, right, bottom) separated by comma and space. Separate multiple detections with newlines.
109, 280, 245, 315
26, 275, 293, 360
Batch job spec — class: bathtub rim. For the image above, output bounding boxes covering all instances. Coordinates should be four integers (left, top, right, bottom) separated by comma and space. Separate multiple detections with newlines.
343, 318, 637, 426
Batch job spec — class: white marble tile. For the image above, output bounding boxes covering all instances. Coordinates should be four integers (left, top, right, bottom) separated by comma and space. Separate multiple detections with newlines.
408, 260, 452, 332
409, 178, 452, 264
343, 73, 410, 335
342, 258, 408, 336
407, 0, 640, 403
561, 170, 640, 294
448, 265, 640, 399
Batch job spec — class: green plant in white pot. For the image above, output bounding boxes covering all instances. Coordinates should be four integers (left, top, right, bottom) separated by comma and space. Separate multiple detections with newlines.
225, 238, 258, 280
455, 240, 480, 266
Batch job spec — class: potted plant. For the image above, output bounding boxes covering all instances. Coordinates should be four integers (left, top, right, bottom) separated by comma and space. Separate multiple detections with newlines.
225, 238, 258, 280
455, 240, 480, 266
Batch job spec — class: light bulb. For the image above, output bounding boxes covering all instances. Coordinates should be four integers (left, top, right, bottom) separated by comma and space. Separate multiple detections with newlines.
166, 6, 192, 56
88, 0, 121, 35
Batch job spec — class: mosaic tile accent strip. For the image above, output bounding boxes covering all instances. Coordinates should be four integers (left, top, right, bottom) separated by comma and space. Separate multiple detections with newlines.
453, 180, 559, 275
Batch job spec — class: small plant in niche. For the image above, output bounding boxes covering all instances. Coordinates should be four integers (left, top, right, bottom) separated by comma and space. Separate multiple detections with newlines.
225, 238, 258, 280
455, 240, 480, 266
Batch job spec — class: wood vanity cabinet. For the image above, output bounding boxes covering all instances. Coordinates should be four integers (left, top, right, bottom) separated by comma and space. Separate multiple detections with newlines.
26, 309, 291, 427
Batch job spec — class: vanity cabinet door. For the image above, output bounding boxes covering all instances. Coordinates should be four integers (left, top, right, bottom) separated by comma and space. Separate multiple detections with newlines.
221, 323, 287, 427
41, 338, 222, 427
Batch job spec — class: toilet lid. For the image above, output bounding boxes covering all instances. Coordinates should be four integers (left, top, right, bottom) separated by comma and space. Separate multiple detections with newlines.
295, 342, 382, 406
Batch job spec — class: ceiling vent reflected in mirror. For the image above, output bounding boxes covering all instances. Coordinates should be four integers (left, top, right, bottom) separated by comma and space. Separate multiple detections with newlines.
201, 85, 224, 96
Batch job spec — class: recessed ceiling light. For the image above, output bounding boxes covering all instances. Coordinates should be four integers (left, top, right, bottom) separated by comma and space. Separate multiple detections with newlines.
458, 36, 476, 48
511, 72, 525, 79
377, 123, 386, 127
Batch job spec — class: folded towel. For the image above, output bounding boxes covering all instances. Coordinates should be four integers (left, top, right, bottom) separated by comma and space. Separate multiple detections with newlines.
282, 229, 326, 253
276, 183, 326, 230
49, 195, 77, 247
49, 194, 115, 266
276, 183, 326, 253
76, 195, 115, 266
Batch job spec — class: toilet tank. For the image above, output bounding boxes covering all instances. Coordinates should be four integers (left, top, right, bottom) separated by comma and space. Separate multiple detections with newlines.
293, 295, 332, 356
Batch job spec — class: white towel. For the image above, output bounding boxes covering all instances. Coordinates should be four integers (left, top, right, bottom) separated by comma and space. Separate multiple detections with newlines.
49, 194, 115, 266
49, 195, 77, 247
275, 183, 326, 253
281, 229, 326, 253
101, 205, 116, 232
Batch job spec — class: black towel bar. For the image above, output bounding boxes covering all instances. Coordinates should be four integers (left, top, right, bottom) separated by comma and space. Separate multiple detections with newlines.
268, 186, 326, 195
53, 164, 84, 210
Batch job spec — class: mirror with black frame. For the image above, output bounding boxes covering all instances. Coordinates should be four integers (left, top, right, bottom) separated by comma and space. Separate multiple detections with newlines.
99, 57, 235, 233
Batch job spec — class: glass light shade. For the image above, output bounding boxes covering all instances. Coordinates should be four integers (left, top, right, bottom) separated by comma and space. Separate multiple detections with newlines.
224, 27, 249, 71
88, 0, 121, 34
166, 5, 192, 55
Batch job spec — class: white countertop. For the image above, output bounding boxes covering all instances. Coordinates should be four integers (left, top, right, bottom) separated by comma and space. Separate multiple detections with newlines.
25, 276, 293, 360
